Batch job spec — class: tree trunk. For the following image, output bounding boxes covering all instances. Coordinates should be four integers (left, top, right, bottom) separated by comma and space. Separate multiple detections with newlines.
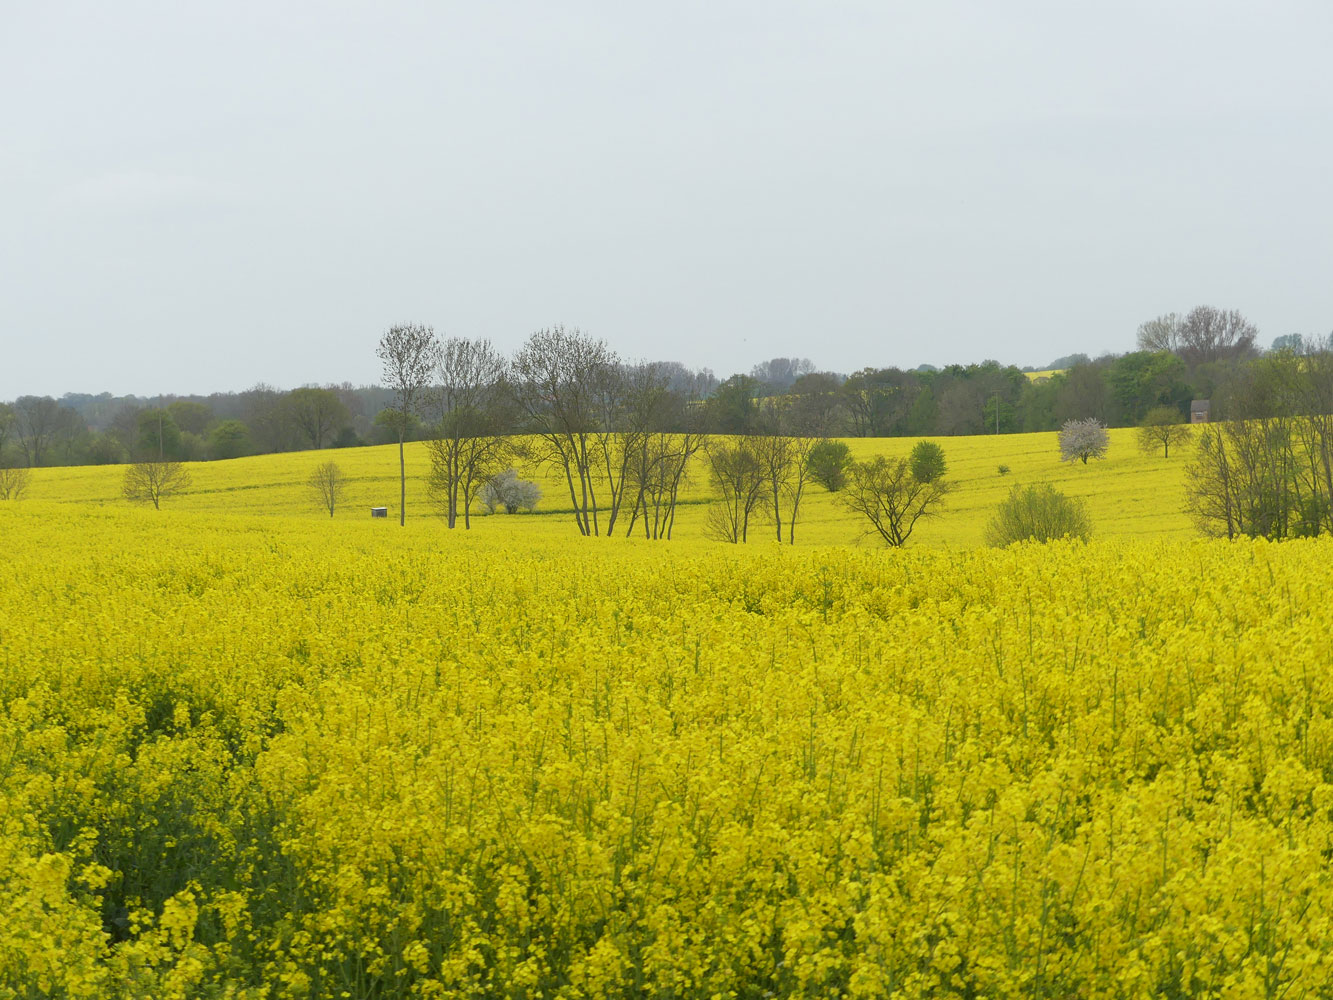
398, 433, 406, 526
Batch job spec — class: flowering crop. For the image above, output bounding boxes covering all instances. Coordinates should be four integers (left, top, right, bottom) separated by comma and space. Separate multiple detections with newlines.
20, 426, 1193, 547
3, 498, 1333, 997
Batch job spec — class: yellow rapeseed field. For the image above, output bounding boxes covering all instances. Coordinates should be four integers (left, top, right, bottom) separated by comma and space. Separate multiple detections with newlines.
18, 427, 1192, 546
6, 433, 1329, 998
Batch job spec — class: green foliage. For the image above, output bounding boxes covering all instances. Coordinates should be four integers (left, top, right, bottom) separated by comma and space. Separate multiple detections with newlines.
997, 464, 1011, 476
167, 400, 215, 437
905, 386, 937, 436
707, 375, 763, 435
85, 433, 126, 466
841, 455, 951, 547
981, 394, 1016, 434
209, 420, 252, 461
909, 440, 947, 483
286, 387, 350, 449
1136, 406, 1192, 458
136, 409, 183, 461
373, 408, 423, 445
806, 440, 852, 491
1107, 351, 1190, 423
985, 483, 1092, 546
331, 426, 362, 449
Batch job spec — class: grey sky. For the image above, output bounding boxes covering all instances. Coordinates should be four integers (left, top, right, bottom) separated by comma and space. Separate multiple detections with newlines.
4, 1, 1332, 399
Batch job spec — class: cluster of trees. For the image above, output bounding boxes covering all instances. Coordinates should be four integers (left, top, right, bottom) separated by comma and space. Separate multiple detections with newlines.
377, 325, 717, 537
375, 324, 957, 545
0, 384, 400, 471
1185, 339, 1333, 540
375, 320, 975, 545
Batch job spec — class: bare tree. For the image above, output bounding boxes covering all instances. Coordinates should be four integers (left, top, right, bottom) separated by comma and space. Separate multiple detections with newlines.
0, 463, 31, 500
51, 407, 88, 464
780, 433, 819, 544
787, 373, 847, 436
1058, 418, 1110, 464
425, 337, 511, 528
1136, 406, 1192, 458
122, 460, 192, 509
587, 361, 650, 537
841, 455, 951, 547
240, 383, 297, 454
287, 387, 349, 450
377, 323, 439, 526
752, 425, 795, 543
622, 375, 708, 540
1184, 354, 1313, 539
1291, 337, 1333, 533
1279, 334, 1333, 533
624, 429, 706, 540
108, 404, 143, 458
839, 368, 920, 437
511, 327, 624, 536
703, 438, 766, 543
1135, 313, 1182, 354
14, 395, 61, 467
308, 461, 347, 517
1178, 306, 1259, 366
751, 403, 817, 544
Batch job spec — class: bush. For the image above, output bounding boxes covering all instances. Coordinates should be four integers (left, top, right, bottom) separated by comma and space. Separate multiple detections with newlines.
997, 464, 1011, 476
1058, 418, 1109, 464
806, 440, 852, 491
909, 441, 947, 483
985, 483, 1092, 546
482, 469, 542, 514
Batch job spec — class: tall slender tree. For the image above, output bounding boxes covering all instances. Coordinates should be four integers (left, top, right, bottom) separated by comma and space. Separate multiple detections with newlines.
426, 337, 511, 528
511, 327, 619, 536
376, 324, 439, 526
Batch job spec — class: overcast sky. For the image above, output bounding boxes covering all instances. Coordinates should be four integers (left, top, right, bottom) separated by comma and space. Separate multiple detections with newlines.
3, 1, 1331, 399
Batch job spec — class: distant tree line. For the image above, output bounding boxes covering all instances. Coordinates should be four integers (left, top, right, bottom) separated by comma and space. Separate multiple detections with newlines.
0, 383, 398, 469
1, 304, 1327, 479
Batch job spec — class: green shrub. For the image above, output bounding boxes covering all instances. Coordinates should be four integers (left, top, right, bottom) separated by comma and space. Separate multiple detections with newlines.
985, 482, 1092, 546
806, 440, 853, 491
909, 441, 947, 483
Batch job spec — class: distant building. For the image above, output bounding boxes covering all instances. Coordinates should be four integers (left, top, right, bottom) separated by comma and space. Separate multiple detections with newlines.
1190, 399, 1211, 424
371, 507, 388, 518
